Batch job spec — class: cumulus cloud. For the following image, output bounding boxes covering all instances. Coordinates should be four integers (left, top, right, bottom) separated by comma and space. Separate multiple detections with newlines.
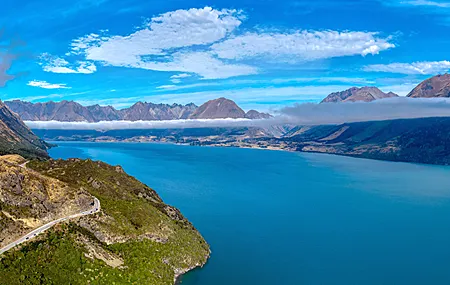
39, 6, 395, 80
27, 80, 71, 89
364, 60, 450, 74
58, 7, 253, 79
40, 53, 96, 74
73, 7, 243, 57
25, 118, 263, 130
278, 97, 450, 125
211, 31, 395, 62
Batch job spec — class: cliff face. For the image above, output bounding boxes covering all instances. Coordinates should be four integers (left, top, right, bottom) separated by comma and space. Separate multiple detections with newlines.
407, 74, 450, 98
0, 101, 49, 159
0, 156, 210, 284
321, 87, 398, 103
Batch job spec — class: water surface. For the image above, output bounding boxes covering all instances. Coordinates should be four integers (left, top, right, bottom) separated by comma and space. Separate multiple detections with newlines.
50, 142, 450, 285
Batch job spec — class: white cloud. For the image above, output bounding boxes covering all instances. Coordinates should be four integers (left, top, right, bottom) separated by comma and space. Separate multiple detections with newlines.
170, 73, 192, 79
156, 85, 177, 89
170, 73, 192, 83
45, 6, 395, 80
40, 53, 97, 74
399, 0, 450, 8
77, 7, 243, 57
364, 61, 450, 74
27, 80, 71, 89
211, 31, 395, 62
25, 118, 260, 130
59, 7, 257, 79
135, 51, 258, 79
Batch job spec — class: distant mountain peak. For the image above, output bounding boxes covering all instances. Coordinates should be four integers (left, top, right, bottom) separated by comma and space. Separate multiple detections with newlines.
189, 97, 246, 119
321, 86, 398, 103
407, 73, 450, 98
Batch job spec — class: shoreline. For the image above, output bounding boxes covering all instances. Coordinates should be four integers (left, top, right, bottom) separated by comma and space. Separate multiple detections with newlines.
174, 251, 211, 285
47, 139, 450, 168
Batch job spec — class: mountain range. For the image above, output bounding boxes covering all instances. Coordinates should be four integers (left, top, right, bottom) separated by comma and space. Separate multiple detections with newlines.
321, 86, 398, 103
5, 97, 271, 122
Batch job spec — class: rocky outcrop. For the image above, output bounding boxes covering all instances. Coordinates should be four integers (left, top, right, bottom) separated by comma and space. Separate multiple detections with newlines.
321, 87, 398, 103
407, 74, 450, 98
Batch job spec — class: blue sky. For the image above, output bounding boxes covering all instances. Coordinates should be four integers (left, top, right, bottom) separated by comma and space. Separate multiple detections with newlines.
1, 0, 450, 111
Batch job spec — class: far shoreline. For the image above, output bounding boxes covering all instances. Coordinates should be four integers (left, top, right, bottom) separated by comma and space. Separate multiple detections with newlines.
46, 139, 450, 168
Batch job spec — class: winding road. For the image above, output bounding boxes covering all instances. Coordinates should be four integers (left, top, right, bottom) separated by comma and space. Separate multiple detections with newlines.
0, 197, 100, 255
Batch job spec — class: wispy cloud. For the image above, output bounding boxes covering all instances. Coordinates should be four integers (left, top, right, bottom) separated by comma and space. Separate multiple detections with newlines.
39, 53, 96, 74
27, 80, 71, 89
170, 73, 192, 83
364, 60, 450, 75
399, 0, 450, 8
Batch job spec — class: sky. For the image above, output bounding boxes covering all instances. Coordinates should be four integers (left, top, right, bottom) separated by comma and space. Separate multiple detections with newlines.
1, 0, 450, 112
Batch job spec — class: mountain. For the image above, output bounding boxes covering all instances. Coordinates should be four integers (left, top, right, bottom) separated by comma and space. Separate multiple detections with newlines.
244, 110, 272, 119
5, 100, 198, 122
5, 100, 97, 122
407, 74, 450, 98
120, 102, 197, 121
0, 155, 209, 284
0, 101, 49, 159
188, 97, 246, 119
321, 87, 398, 103
5, 98, 269, 122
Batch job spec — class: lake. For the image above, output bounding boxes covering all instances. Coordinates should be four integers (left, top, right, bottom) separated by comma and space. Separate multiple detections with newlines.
49, 142, 450, 285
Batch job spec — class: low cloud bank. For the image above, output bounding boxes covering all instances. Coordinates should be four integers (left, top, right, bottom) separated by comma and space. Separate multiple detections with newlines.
25, 98, 450, 130
25, 118, 264, 130
277, 97, 450, 125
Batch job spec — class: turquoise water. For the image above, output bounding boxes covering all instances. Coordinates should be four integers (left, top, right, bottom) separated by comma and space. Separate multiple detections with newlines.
49, 142, 450, 285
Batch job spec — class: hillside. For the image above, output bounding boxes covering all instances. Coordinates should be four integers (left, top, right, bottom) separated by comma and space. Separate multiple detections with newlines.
407, 74, 450, 98
0, 156, 210, 284
0, 101, 49, 159
321, 87, 398, 103
281, 117, 450, 165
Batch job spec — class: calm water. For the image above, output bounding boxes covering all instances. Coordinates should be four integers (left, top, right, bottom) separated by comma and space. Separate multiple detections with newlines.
49, 142, 450, 285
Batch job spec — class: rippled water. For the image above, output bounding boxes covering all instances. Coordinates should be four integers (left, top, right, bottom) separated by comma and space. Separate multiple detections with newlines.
50, 142, 450, 285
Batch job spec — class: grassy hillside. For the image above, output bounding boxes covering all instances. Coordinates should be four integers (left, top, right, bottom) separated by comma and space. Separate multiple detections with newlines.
0, 157, 209, 285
